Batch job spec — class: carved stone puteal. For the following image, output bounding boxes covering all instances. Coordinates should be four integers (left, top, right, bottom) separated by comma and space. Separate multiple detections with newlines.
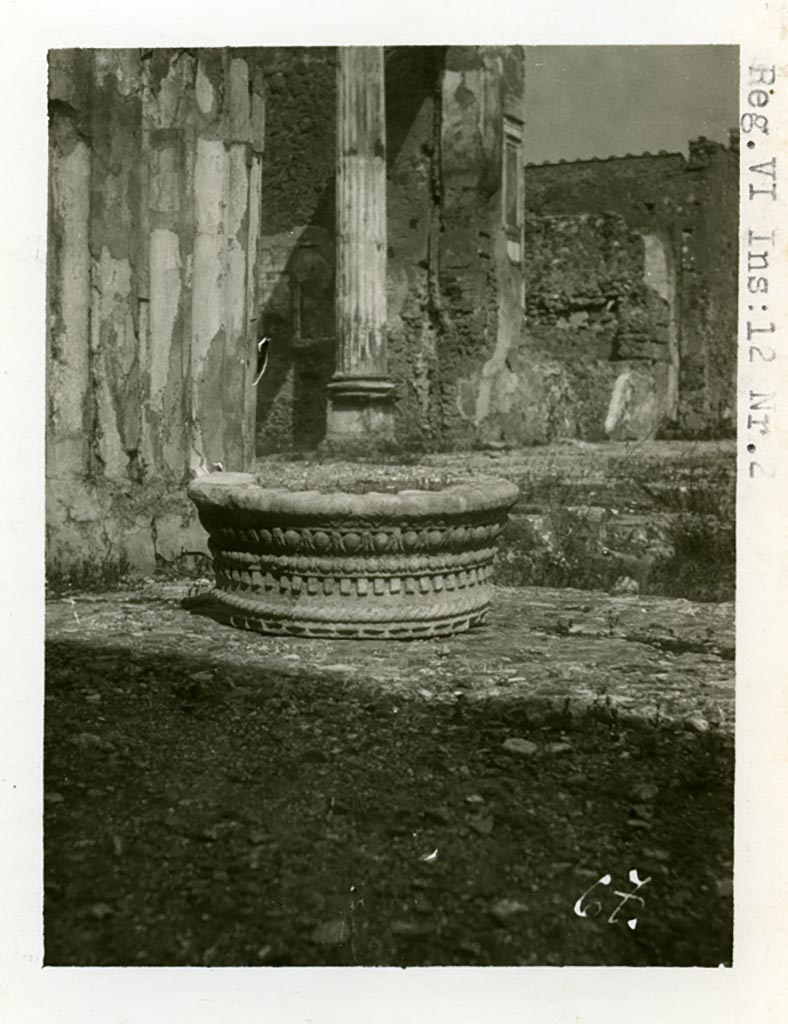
188, 465, 519, 639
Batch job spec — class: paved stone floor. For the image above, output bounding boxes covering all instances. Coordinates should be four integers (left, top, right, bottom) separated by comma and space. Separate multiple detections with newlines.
46, 581, 734, 734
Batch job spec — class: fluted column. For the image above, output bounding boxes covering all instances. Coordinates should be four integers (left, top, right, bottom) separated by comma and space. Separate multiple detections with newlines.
326, 46, 395, 443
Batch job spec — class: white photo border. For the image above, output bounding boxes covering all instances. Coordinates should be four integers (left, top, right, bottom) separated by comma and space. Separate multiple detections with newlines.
2, 1, 786, 1022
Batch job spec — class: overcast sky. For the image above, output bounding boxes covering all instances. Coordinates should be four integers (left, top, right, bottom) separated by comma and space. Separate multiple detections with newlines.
524, 46, 739, 164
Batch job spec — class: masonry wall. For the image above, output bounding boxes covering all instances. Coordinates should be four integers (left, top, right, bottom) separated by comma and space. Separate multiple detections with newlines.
255, 44, 527, 453
47, 48, 264, 578
678, 141, 739, 432
254, 46, 337, 453
512, 212, 676, 442
383, 46, 447, 449
525, 139, 738, 436
439, 45, 526, 449
465, 210, 678, 446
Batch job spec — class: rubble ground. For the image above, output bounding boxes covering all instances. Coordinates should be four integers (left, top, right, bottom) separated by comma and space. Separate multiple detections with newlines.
45, 581, 734, 966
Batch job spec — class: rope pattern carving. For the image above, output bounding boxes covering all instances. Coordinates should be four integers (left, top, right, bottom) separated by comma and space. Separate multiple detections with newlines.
220, 609, 489, 640
210, 583, 493, 630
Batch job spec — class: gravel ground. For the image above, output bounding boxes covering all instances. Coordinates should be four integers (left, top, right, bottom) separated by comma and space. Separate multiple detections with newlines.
45, 583, 734, 966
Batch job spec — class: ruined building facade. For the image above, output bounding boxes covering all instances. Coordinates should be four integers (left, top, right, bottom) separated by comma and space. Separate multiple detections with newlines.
253, 45, 527, 453
522, 138, 738, 441
46, 47, 737, 576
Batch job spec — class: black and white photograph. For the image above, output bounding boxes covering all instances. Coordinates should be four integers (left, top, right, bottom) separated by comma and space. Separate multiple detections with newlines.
2, 1, 788, 1020
42, 42, 738, 968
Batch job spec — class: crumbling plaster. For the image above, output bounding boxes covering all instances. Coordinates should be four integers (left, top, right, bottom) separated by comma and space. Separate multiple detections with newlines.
47, 48, 264, 577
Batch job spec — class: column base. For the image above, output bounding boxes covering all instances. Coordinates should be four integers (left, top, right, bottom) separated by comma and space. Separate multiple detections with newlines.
325, 375, 396, 447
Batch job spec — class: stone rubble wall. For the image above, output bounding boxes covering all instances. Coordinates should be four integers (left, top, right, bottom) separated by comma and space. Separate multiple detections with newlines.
253, 47, 337, 452
482, 211, 678, 445
47, 48, 265, 578
441, 46, 527, 450
524, 139, 738, 437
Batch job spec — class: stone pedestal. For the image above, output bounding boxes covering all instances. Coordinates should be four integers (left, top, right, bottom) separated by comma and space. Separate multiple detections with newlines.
326, 47, 395, 444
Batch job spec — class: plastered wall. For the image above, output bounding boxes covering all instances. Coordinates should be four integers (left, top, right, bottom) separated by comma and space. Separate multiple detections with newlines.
47, 48, 264, 577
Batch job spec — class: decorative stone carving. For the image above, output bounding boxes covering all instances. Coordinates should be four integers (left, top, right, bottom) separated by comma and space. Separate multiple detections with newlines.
188, 464, 519, 638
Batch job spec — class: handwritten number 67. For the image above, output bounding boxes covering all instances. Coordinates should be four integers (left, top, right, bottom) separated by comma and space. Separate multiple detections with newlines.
574, 869, 651, 926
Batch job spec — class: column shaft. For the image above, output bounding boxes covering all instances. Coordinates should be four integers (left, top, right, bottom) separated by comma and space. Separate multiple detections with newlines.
327, 47, 394, 441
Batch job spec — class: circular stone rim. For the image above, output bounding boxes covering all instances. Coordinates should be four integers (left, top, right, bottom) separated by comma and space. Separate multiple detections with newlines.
187, 470, 519, 519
